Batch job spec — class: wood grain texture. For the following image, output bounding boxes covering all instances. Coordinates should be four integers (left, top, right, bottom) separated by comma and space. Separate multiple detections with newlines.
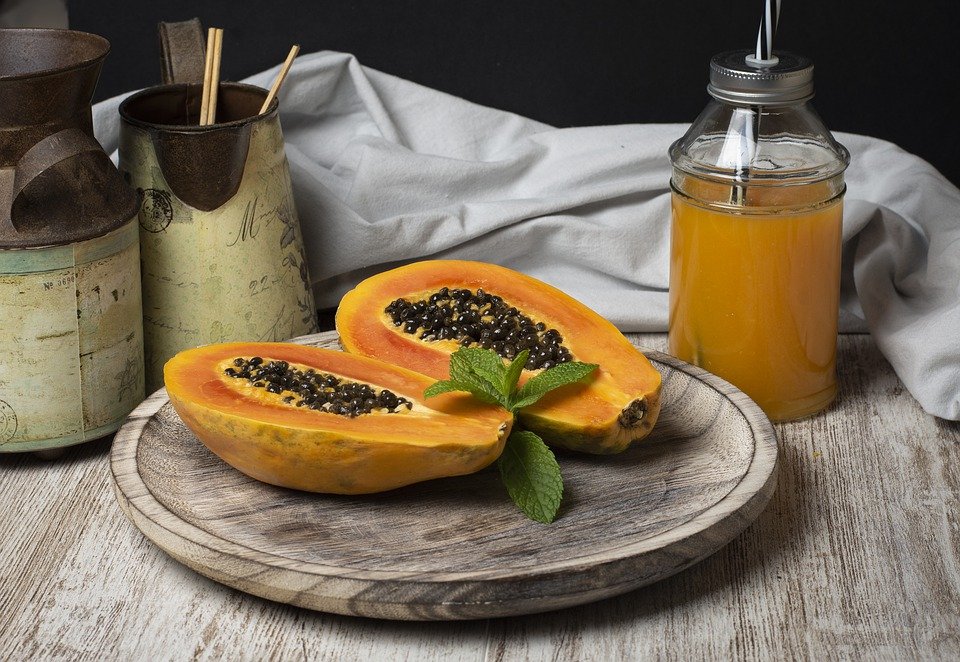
109, 332, 777, 620
1, 334, 957, 659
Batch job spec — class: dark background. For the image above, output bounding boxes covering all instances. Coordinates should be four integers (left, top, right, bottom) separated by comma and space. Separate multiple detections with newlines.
70, 0, 960, 185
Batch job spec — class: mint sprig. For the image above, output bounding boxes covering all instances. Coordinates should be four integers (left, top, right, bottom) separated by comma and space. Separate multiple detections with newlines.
424, 347, 598, 523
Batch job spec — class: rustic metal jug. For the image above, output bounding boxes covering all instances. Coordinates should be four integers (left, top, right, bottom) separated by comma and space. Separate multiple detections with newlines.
118, 28, 317, 392
0, 29, 144, 453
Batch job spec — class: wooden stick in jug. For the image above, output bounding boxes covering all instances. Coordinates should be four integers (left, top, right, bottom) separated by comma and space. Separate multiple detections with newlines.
199, 27, 216, 125
259, 45, 300, 114
208, 28, 224, 124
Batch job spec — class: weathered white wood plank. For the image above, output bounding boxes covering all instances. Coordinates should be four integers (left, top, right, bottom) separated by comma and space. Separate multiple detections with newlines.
0, 334, 957, 660
0, 431, 489, 661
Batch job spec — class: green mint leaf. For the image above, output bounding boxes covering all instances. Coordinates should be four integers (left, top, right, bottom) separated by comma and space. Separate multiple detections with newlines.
503, 349, 529, 395
448, 353, 508, 407
452, 347, 508, 394
431, 348, 572, 523
424, 376, 501, 406
497, 430, 563, 523
423, 380, 466, 399
511, 361, 599, 410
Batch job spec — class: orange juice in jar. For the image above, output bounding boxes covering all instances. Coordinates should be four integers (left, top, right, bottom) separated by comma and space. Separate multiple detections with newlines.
668, 51, 849, 421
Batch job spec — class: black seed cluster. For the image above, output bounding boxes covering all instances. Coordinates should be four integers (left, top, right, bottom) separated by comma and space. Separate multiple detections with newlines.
384, 287, 573, 370
225, 357, 412, 417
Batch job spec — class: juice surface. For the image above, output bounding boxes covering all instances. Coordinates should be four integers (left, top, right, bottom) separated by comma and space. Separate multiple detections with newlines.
668, 182, 843, 421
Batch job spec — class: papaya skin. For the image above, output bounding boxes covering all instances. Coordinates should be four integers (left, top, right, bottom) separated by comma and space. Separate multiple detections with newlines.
164, 342, 513, 494
336, 261, 662, 454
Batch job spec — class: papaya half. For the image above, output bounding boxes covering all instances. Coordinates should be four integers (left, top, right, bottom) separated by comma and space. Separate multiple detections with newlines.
164, 342, 513, 494
336, 260, 662, 454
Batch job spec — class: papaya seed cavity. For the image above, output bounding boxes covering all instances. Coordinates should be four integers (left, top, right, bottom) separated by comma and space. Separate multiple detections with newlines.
384, 287, 574, 370
224, 356, 412, 417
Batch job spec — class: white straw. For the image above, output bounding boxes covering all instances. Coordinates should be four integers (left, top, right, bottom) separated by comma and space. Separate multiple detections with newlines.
731, 0, 784, 204
754, 0, 782, 62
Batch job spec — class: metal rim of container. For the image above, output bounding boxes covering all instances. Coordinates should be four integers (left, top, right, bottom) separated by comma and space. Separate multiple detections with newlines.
707, 49, 815, 107
119, 82, 279, 132
0, 28, 110, 81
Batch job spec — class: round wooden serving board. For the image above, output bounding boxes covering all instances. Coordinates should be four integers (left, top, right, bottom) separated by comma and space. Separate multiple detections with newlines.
111, 331, 778, 621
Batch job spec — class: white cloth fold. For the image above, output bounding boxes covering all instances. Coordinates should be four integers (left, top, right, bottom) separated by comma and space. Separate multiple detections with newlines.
92, 51, 960, 420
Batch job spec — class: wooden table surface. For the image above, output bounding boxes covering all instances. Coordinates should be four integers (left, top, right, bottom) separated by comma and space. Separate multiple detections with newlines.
2, 333, 958, 660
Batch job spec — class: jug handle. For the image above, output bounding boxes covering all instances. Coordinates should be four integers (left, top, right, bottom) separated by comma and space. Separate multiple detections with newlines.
158, 18, 206, 84
11, 129, 109, 218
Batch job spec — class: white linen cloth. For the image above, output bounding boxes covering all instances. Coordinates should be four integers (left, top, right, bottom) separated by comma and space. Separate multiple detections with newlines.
92, 51, 960, 420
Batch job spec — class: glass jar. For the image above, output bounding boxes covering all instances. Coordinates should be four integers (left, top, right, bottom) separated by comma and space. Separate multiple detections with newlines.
668, 50, 850, 421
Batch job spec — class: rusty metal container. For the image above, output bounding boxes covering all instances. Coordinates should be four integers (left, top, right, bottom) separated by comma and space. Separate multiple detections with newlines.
0, 29, 144, 453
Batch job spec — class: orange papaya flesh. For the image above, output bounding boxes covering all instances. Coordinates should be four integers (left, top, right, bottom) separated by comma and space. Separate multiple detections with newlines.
336, 260, 662, 454
164, 342, 513, 494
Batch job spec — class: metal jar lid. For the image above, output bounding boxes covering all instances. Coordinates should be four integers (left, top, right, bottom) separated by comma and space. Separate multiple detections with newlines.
707, 50, 814, 106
